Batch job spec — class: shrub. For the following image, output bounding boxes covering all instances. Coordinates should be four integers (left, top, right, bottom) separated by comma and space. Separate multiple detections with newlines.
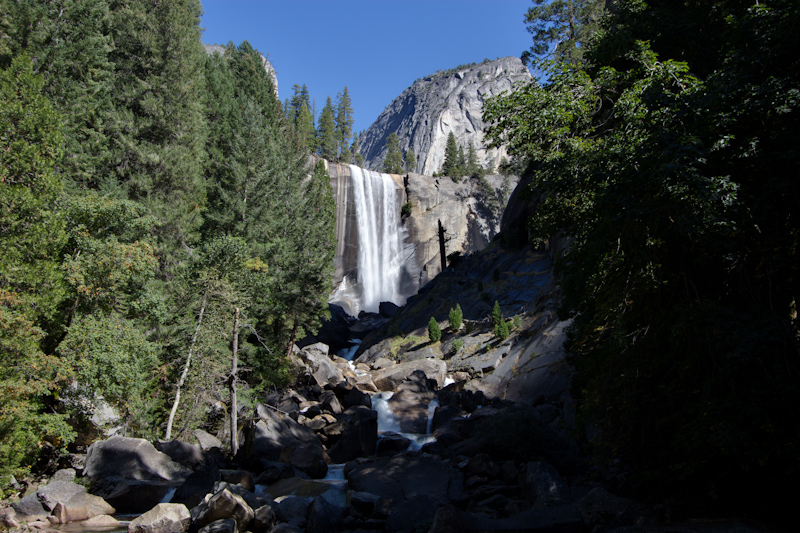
513, 315, 521, 330
401, 201, 413, 217
448, 304, 463, 332
428, 317, 441, 342
451, 338, 464, 354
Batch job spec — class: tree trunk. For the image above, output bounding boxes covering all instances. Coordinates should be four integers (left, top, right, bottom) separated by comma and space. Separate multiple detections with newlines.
166, 296, 206, 440
230, 307, 240, 457
438, 219, 447, 272
285, 317, 298, 360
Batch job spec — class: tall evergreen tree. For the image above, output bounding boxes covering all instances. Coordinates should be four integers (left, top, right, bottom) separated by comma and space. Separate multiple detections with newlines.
335, 86, 354, 160
383, 132, 404, 174
352, 134, 364, 167
316, 96, 337, 160
405, 147, 417, 173
107, 0, 207, 264
443, 131, 460, 177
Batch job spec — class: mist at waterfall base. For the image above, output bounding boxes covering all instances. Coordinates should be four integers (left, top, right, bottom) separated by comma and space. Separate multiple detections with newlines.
331, 165, 417, 317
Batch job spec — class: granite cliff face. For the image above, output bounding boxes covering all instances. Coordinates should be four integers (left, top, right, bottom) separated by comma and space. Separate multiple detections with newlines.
324, 160, 519, 316
358, 57, 531, 176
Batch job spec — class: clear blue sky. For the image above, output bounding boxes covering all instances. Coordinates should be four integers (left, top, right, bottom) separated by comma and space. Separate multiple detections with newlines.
200, 0, 534, 134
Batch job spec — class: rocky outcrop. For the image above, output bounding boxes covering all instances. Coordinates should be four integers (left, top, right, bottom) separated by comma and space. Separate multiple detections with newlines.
359, 57, 532, 175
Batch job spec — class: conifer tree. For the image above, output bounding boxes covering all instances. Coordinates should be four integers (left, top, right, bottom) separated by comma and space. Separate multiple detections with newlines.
335, 86, 354, 160
107, 0, 207, 264
428, 317, 442, 342
443, 131, 460, 177
405, 148, 417, 173
383, 132, 404, 174
352, 135, 364, 167
316, 97, 337, 160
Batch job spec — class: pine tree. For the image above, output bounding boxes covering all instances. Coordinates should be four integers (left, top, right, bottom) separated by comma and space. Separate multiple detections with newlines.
316, 97, 337, 160
492, 301, 509, 340
428, 317, 442, 342
383, 132, 404, 174
443, 131, 459, 178
335, 86, 354, 160
405, 148, 417, 173
448, 304, 463, 332
522, 0, 606, 66
467, 142, 482, 177
107, 0, 208, 265
352, 135, 364, 167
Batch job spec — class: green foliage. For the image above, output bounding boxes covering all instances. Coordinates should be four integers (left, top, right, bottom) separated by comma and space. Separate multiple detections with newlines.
513, 315, 521, 330
427, 317, 442, 343
335, 86, 354, 161
451, 338, 464, 355
316, 96, 337, 160
442, 131, 463, 178
401, 201, 413, 217
522, 0, 606, 66
492, 301, 509, 340
383, 132, 404, 174
405, 147, 417, 173
487, 0, 800, 513
0, 54, 68, 326
448, 304, 463, 332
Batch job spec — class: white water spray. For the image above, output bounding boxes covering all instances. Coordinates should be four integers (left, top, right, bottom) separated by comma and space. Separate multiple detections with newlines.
349, 165, 405, 313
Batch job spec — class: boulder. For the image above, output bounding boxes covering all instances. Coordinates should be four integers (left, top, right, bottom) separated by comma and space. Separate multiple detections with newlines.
219, 470, 254, 492
198, 518, 237, 533
275, 496, 311, 529
253, 504, 277, 533
324, 405, 379, 463
36, 480, 85, 512
305, 496, 343, 533
191, 488, 254, 532
84, 436, 190, 483
50, 492, 115, 524
172, 462, 220, 510
128, 503, 191, 533
154, 439, 205, 468
242, 404, 328, 479
371, 358, 447, 391
347, 456, 467, 505
194, 429, 223, 451
577, 487, 648, 530
379, 301, 401, 318
294, 343, 343, 388
386, 496, 440, 533
78, 514, 119, 527
387, 370, 437, 433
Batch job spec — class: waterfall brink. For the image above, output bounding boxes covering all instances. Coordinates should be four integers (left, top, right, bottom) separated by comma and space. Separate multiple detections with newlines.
349, 165, 405, 314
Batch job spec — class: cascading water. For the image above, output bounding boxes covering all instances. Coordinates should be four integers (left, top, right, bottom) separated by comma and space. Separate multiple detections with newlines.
347, 165, 406, 314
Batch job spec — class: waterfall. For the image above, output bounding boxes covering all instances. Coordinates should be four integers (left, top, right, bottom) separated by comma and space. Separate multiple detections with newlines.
348, 165, 406, 314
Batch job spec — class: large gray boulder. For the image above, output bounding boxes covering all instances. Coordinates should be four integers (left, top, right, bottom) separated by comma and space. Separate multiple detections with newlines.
128, 502, 191, 533
84, 436, 191, 514
191, 488, 254, 532
241, 404, 328, 478
292, 342, 344, 388
11, 480, 115, 524
324, 405, 378, 463
359, 57, 532, 176
370, 358, 447, 391
85, 436, 190, 483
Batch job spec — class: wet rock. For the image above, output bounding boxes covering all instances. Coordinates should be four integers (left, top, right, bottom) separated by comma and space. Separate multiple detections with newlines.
77, 514, 119, 527
275, 495, 311, 529
376, 433, 412, 456
128, 503, 191, 533
191, 488, 254, 532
